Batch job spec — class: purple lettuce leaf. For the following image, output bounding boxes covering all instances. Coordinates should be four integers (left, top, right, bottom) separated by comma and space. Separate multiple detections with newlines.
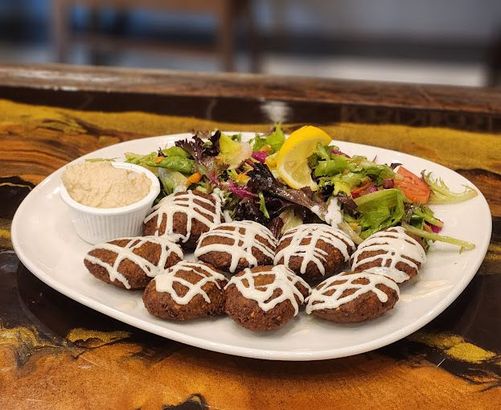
247, 162, 328, 219
175, 133, 224, 184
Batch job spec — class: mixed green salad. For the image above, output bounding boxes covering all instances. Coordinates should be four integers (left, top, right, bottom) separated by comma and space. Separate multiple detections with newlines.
125, 125, 478, 251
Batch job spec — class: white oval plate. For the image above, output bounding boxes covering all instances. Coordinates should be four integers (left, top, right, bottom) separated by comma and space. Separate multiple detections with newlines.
11, 133, 491, 361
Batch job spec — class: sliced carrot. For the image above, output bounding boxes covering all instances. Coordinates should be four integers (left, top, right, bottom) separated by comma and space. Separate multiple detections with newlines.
394, 166, 431, 204
186, 171, 202, 185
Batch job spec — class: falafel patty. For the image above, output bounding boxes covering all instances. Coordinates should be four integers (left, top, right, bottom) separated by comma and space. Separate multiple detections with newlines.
224, 265, 310, 331
84, 236, 183, 290
195, 220, 277, 274
143, 261, 227, 320
143, 190, 222, 250
306, 271, 399, 323
274, 223, 355, 285
351, 226, 426, 284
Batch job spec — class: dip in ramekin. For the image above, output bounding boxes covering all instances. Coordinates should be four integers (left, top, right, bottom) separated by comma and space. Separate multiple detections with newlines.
60, 161, 160, 244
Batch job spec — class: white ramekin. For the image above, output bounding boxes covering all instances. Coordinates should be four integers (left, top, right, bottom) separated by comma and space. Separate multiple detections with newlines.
60, 161, 160, 245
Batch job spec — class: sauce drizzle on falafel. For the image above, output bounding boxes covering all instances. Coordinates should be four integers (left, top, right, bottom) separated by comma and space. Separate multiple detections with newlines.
275, 224, 355, 279
226, 265, 309, 315
154, 261, 227, 305
144, 190, 222, 247
306, 272, 400, 315
195, 221, 277, 273
351, 227, 426, 284
84, 236, 183, 289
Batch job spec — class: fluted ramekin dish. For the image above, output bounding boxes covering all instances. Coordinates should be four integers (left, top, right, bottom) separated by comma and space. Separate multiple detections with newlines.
60, 162, 160, 244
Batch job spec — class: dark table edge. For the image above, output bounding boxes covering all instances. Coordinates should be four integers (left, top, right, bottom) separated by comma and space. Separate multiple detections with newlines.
0, 63, 500, 115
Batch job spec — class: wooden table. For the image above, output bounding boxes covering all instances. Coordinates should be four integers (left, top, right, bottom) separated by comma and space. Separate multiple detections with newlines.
0, 64, 500, 409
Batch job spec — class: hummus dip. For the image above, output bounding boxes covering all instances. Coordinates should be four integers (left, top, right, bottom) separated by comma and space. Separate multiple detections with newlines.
62, 161, 151, 208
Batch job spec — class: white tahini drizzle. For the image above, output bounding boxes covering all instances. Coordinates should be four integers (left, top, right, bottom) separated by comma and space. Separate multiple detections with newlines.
195, 220, 277, 273
84, 236, 183, 289
274, 224, 355, 276
325, 198, 343, 227
144, 190, 222, 243
351, 227, 426, 283
226, 265, 310, 315
154, 261, 227, 305
306, 272, 400, 314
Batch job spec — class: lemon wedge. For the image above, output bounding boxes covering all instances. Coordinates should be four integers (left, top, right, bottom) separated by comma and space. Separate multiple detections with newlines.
275, 126, 332, 190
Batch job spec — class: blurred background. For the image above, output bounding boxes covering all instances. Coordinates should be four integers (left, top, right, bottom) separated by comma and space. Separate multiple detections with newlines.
1, 0, 501, 87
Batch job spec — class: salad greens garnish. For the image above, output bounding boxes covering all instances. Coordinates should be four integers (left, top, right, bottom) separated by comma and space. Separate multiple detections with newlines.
252, 124, 285, 153
402, 223, 475, 252
217, 134, 251, 169
407, 205, 444, 230
157, 168, 187, 195
125, 150, 195, 174
338, 221, 363, 245
314, 155, 349, 177
247, 162, 328, 219
422, 171, 478, 204
125, 126, 478, 252
258, 192, 270, 219
354, 189, 406, 239
161, 146, 190, 158
312, 145, 394, 198
321, 172, 368, 196
174, 133, 226, 184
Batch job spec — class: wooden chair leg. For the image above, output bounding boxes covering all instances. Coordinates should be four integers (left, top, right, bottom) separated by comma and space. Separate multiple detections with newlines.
52, 0, 70, 63
88, 7, 109, 66
217, 0, 236, 72
486, 31, 501, 87
242, 0, 261, 73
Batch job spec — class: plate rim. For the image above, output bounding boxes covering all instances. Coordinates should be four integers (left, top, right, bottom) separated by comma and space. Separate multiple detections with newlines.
11, 132, 492, 361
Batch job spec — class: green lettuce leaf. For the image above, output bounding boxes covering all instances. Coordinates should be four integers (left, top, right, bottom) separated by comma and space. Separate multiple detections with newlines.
125, 150, 195, 174
312, 151, 394, 190
402, 223, 475, 251
278, 208, 303, 235
354, 189, 406, 238
314, 143, 333, 161
217, 134, 252, 169
422, 171, 478, 204
409, 205, 444, 229
314, 155, 349, 177
332, 172, 367, 195
347, 156, 394, 183
161, 146, 190, 158
157, 168, 187, 195
252, 124, 285, 153
258, 192, 270, 219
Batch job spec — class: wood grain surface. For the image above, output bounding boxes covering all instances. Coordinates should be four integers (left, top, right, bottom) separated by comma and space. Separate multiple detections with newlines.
0, 63, 500, 114
0, 68, 499, 409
